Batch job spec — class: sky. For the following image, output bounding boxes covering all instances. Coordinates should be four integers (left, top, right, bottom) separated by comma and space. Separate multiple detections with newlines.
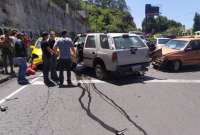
126, 0, 200, 29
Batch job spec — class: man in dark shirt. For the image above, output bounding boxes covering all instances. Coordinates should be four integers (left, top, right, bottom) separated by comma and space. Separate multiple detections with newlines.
48, 31, 59, 82
14, 33, 29, 85
0, 31, 14, 74
41, 32, 55, 87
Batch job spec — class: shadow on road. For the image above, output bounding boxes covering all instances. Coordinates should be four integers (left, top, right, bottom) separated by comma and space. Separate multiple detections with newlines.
77, 74, 148, 135
75, 67, 161, 86
156, 65, 200, 73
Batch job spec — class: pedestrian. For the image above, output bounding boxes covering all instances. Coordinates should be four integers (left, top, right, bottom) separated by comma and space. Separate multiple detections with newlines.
14, 33, 29, 85
48, 31, 59, 82
0, 30, 14, 75
53, 31, 76, 87
41, 32, 55, 87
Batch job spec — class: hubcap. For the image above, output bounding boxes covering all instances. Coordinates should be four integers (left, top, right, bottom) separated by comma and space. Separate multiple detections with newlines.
173, 61, 180, 71
96, 66, 103, 79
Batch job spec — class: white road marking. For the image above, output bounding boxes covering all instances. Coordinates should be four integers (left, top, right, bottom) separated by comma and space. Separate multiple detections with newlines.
0, 74, 42, 105
145, 79, 200, 83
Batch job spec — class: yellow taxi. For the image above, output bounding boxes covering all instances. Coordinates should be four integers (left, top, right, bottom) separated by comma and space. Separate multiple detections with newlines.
30, 37, 43, 66
30, 37, 78, 68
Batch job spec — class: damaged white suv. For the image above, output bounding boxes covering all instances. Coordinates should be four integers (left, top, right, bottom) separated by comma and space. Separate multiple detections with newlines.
74, 33, 151, 80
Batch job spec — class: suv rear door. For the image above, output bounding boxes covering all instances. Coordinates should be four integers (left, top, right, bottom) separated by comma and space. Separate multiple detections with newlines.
113, 35, 150, 65
83, 35, 97, 67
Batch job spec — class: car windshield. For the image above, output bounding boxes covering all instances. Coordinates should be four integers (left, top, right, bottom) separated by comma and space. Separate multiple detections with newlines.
35, 40, 41, 48
165, 40, 188, 50
113, 36, 146, 49
158, 39, 170, 44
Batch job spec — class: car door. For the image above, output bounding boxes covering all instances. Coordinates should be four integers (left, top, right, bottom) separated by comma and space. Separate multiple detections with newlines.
183, 40, 200, 65
83, 35, 97, 67
194, 40, 200, 64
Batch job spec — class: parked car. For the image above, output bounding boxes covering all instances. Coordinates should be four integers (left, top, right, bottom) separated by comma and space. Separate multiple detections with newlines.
73, 33, 151, 79
30, 37, 43, 67
155, 38, 171, 48
152, 37, 200, 71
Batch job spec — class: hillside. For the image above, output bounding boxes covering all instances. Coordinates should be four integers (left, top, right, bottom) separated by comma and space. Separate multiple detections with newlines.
81, 1, 136, 32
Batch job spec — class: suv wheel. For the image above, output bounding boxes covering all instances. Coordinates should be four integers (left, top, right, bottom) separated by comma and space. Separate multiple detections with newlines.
95, 64, 107, 80
171, 61, 181, 72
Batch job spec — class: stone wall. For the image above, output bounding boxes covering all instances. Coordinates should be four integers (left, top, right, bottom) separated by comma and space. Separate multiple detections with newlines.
0, 0, 88, 34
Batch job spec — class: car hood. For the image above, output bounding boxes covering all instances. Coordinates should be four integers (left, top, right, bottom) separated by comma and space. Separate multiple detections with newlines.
150, 47, 179, 58
32, 48, 42, 56
162, 47, 179, 55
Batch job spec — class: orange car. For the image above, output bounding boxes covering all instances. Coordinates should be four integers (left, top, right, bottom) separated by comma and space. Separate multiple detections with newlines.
152, 37, 200, 71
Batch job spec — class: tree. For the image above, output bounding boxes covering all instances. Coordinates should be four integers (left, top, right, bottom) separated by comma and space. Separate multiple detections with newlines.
81, 2, 136, 32
142, 15, 183, 34
193, 12, 200, 32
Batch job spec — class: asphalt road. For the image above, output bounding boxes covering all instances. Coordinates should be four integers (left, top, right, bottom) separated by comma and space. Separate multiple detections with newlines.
0, 65, 200, 135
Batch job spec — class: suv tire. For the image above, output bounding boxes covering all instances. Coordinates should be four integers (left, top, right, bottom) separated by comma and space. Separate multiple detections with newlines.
95, 64, 107, 80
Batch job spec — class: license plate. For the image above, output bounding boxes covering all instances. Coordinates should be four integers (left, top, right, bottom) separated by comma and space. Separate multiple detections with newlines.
132, 65, 141, 71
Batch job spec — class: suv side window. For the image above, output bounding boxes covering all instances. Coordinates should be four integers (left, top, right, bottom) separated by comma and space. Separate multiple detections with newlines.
189, 40, 200, 50
85, 36, 96, 48
100, 35, 110, 49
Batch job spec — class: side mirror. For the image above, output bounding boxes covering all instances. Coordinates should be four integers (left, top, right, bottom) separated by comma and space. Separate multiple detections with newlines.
185, 47, 192, 52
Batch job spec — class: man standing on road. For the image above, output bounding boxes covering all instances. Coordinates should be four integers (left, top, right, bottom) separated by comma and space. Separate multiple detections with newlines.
41, 32, 55, 87
48, 31, 59, 82
53, 31, 76, 87
14, 33, 29, 85
0, 31, 15, 75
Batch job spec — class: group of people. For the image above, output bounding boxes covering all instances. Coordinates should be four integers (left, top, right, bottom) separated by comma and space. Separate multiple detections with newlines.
0, 29, 76, 87
0, 30, 30, 85
40, 30, 76, 87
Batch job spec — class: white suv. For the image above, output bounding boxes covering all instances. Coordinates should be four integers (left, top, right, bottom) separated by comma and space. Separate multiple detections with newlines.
75, 33, 151, 79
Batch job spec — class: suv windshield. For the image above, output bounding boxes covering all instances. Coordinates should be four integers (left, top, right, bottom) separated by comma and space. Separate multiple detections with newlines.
165, 40, 188, 50
113, 36, 146, 49
158, 39, 170, 44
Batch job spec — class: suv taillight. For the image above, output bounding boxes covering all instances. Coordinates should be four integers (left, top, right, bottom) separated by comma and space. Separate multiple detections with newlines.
112, 52, 118, 62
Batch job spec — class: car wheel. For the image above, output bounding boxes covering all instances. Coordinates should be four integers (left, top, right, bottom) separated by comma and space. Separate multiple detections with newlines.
152, 64, 159, 69
139, 71, 145, 76
95, 64, 107, 80
171, 61, 181, 72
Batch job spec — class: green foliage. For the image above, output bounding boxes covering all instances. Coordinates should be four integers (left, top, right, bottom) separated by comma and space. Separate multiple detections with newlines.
82, 1, 136, 32
142, 16, 183, 35
193, 12, 200, 32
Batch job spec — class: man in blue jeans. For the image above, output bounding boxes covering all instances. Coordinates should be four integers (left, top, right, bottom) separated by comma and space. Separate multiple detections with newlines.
54, 31, 76, 87
14, 33, 29, 85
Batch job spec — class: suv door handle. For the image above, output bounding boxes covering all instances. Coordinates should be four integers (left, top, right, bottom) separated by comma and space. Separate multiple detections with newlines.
92, 52, 96, 55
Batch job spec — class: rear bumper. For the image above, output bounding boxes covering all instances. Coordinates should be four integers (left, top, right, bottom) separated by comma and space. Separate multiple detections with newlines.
116, 62, 150, 74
